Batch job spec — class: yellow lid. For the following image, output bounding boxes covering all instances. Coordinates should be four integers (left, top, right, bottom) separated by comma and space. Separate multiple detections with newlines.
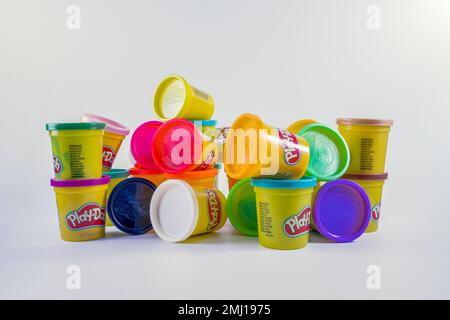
286, 119, 317, 135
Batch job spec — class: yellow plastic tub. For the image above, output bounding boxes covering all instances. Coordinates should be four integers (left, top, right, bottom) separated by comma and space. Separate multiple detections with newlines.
46, 123, 105, 180
343, 173, 387, 233
251, 177, 317, 250
337, 118, 393, 174
154, 75, 215, 121
51, 176, 110, 241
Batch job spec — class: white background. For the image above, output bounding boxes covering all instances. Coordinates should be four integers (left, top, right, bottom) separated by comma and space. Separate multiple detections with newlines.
1, 0, 450, 299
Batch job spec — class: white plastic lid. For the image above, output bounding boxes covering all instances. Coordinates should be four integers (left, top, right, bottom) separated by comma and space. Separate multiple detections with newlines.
150, 179, 199, 242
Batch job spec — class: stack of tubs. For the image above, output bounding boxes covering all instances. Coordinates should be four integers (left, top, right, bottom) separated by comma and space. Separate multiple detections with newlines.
47, 114, 132, 241
45, 75, 393, 247
337, 118, 393, 233
287, 119, 369, 244
224, 114, 393, 249
128, 75, 229, 242
46, 123, 107, 242
224, 114, 317, 250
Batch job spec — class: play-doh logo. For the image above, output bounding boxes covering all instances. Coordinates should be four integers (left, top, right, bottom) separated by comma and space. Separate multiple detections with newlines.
371, 202, 381, 221
102, 145, 115, 168
53, 155, 62, 175
206, 189, 221, 231
278, 129, 301, 166
65, 203, 105, 231
283, 206, 311, 237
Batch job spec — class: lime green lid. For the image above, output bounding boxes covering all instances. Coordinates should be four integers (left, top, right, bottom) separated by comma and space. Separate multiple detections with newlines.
226, 178, 258, 237
298, 123, 350, 181
104, 169, 130, 179
45, 122, 105, 131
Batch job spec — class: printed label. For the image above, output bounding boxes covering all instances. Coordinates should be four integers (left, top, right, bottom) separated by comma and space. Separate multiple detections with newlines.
65, 203, 105, 231
198, 150, 215, 170
283, 206, 311, 237
102, 145, 115, 168
206, 189, 221, 231
278, 129, 301, 166
371, 202, 381, 222
258, 202, 273, 237
68, 144, 85, 178
360, 138, 374, 170
53, 155, 62, 175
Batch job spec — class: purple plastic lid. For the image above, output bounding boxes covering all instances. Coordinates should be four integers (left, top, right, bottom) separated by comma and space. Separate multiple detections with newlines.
313, 179, 370, 242
51, 176, 111, 187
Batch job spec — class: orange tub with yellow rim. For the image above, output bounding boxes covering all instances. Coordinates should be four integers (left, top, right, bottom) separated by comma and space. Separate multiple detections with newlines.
224, 113, 310, 180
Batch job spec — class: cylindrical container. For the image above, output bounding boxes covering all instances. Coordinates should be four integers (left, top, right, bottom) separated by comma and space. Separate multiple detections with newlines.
164, 168, 218, 188
251, 177, 317, 250
312, 179, 371, 242
286, 119, 317, 135
104, 169, 130, 226
151, 119, 216, 173
336, 118, 393, 174
343, 173, 388, 233
130, 166, 166, 186
297, 123, 350, 181
107, 178, 156, 235
227, 178, 258, 236
154, 75, 215, 121
81, 114, 130, 172
46, 123, 105, 180
224, 113, 310, 180
130, 121, 163, 171
151, 180, 227, 242
50, 176, 110, 241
